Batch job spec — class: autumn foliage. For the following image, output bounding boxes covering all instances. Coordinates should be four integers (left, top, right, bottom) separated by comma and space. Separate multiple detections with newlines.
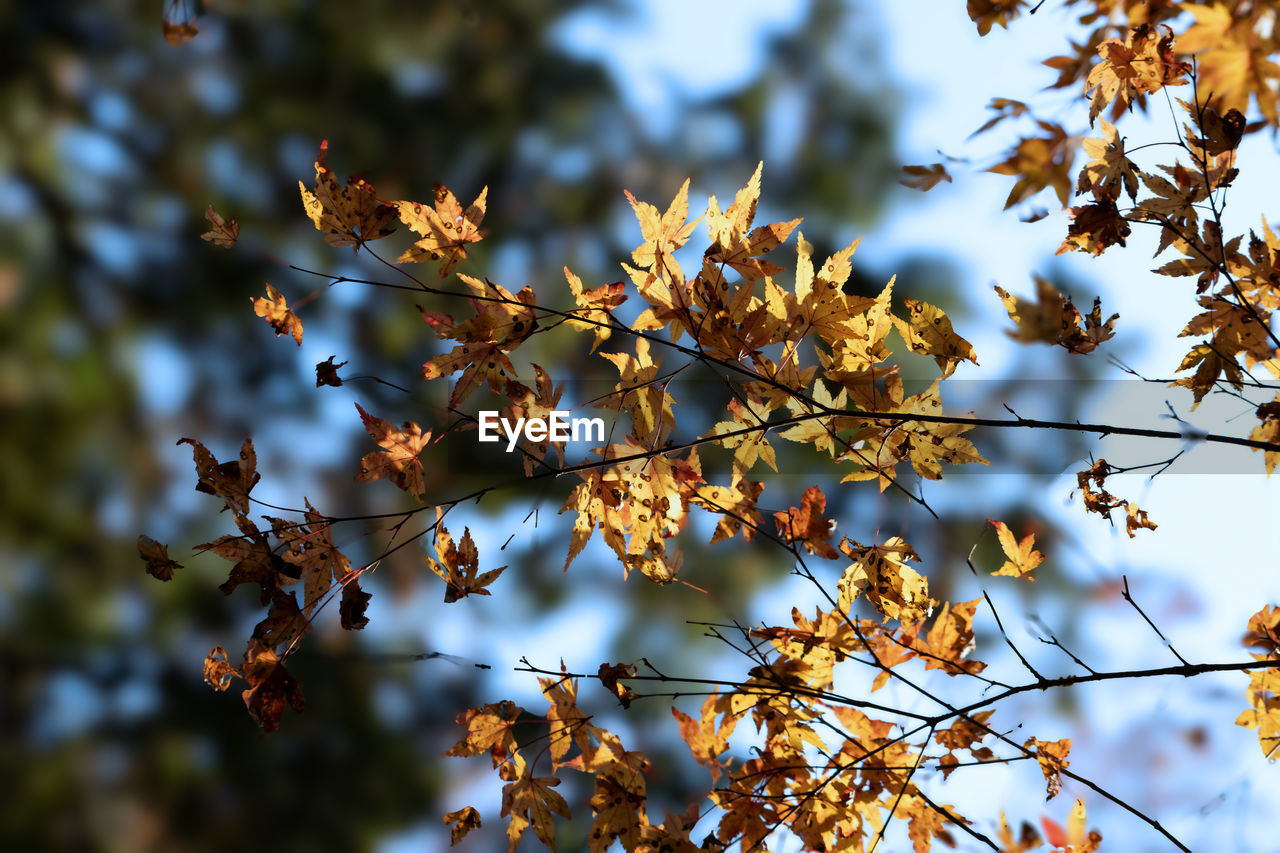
143, 3, 1280, 850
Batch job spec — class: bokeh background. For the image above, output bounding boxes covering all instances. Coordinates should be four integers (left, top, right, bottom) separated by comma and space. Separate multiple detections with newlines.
3, 1, 1277, 850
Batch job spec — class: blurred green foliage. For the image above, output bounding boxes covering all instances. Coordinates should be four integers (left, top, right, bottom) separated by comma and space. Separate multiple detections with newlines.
0, 1, 915, 848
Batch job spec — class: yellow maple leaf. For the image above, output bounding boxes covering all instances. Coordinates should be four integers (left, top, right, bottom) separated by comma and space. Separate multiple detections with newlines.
499, 753, 570, 852
687, 480, 764, 544
990, 519, 1044, 581
907, 599, 987, 677
704, 161, 764, 257
626, 177, 698, 274
1076, 118, 1139, 201
600, 336, 673, 442
445, 699, 524, 767
395, 185, 487, 277
564, 267, 626, 353
892, 298, 978, 377
706, 395, 779, 485
788, 233, 879, 349
298, 141, 397, 250
838, 536, 931, 623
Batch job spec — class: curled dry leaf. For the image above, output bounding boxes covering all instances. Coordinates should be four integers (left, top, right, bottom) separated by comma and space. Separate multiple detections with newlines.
442, 807, 482, 846
252, 283, 303, 346
138, 534, 183, 581
315, 355, 347, 387
899, 163, 952, 191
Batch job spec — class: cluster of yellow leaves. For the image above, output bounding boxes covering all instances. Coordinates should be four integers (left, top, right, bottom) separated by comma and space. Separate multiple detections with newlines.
1178, 3, 1280, 125
1238, 606, 1280, 761
1165, 219, 1278, 406
297, 141, 489, 281
167, 69, 1280, 844
444, 668, 666, 852
1073, 459, 1157, 537
1048, 78, 1277, 414
972, 15, 1279, 443
431, 519, 1075, 852
546, 167, 991, 585
546, 168, 995, 586
559, 438, 697, 584
694, 625, 969, 852
994, 277, 1117, 354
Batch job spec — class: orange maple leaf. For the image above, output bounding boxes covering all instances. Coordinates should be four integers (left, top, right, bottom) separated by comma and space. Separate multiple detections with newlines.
773, 485, 840, 559
353, 403, 431, 501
